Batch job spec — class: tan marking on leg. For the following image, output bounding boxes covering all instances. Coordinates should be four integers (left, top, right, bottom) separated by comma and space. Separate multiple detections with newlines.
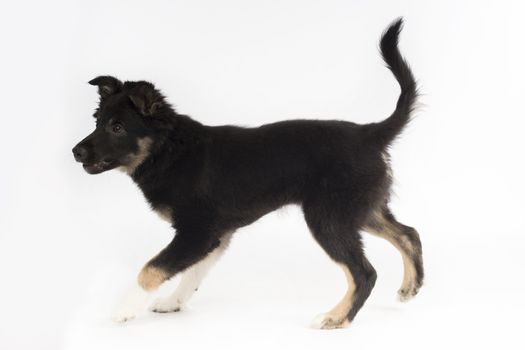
138, 265, 168, 291
398, 252, 416, 299
312, 264, 355, 329
150, 233, 233, 313
365, 210, 417, 299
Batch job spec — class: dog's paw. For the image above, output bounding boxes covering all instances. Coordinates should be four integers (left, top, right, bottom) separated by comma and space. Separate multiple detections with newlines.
112, 300, 141, 323
310, 313, 350, 330
150, 296, 182, 313
397, 283, 421, 302
112, 310, 136, 323
111, 285, 151, 323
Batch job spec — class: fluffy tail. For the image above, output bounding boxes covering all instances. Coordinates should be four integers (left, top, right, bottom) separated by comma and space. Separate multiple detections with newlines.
368, 18, 418, 148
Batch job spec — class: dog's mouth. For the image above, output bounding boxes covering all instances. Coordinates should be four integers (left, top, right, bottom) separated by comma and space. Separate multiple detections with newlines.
82, 159, 118, 174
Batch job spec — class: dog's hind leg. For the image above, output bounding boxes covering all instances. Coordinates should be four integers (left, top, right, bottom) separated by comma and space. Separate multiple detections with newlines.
364, 207, 424, 301
303, 195, 377, 329
150, 233, 232, 313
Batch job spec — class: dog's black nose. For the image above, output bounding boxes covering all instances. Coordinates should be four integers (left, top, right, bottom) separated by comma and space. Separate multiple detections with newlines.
72, 145, 88, 162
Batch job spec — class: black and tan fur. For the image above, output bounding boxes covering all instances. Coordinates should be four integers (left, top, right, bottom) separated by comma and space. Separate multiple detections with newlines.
72, 18, 423, 328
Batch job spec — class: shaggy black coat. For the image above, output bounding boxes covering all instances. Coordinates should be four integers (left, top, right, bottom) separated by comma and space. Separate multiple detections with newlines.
73, 18, 423, 326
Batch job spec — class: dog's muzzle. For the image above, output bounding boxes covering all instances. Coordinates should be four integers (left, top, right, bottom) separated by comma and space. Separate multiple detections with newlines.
72, 145, 117, 174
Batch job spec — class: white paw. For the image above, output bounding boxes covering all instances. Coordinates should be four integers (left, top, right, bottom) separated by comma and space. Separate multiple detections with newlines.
310, 313, 349, 330
150, 296, 182, 313
111, 285, 151, 323
112, 309, 136, 323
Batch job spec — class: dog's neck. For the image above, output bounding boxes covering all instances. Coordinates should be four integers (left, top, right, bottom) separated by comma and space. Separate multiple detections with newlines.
118, 137, 154, 175
128, 113, 205, 186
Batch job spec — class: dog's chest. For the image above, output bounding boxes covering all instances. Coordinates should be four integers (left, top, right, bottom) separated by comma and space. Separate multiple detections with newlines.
153, 206, 173, 225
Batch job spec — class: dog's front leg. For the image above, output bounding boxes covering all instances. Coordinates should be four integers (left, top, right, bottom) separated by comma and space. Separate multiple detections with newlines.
112, 231, 220, 322
151, 233, 232, 313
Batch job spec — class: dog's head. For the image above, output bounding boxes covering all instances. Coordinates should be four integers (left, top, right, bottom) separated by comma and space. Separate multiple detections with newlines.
72, 76, 168, 175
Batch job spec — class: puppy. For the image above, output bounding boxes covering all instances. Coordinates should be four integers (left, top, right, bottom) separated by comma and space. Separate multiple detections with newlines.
73, 18, 423, 329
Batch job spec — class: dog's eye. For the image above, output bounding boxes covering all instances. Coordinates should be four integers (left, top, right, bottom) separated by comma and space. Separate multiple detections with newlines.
112, 123, 123, 133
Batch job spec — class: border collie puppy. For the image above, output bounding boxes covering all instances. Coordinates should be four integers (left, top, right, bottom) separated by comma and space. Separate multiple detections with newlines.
73, 18, 423, 329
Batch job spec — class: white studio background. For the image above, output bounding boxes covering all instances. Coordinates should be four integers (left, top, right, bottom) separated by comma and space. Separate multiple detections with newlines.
0, 1, 524, 349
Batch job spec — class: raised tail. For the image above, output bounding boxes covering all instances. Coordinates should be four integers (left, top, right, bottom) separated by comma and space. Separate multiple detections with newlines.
368, 18, 418, 148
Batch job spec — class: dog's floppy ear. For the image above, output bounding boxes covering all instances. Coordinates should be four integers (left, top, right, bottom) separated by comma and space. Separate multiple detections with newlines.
88, 76, 123, 98
128, 81, 165, 116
